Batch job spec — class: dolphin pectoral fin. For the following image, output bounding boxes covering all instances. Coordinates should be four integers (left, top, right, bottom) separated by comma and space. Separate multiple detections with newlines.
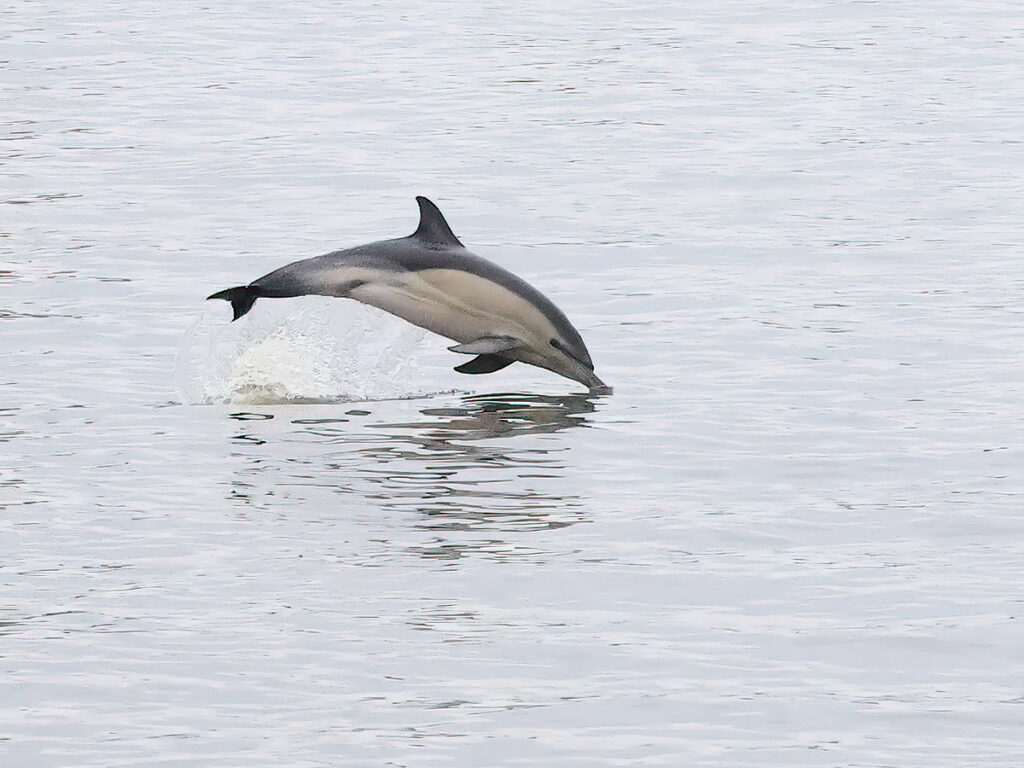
447, 336, 521, 355
453, 354, 515, 375
449, 336, 519, 374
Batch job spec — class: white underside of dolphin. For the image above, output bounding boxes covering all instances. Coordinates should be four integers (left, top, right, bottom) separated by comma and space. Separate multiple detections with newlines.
208, 197, 609, 393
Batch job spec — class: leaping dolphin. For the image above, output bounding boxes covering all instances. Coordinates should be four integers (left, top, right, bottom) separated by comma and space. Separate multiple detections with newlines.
208, 197, 609, 393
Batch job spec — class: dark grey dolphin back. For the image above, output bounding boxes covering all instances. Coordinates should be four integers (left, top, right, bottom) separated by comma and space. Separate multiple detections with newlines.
412, 196, 464, 248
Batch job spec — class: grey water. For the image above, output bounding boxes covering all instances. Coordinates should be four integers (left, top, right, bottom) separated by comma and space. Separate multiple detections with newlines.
3, 1, 1024, 765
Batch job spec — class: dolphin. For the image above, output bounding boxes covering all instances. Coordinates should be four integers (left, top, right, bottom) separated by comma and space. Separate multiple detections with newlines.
208, 197, 609, 393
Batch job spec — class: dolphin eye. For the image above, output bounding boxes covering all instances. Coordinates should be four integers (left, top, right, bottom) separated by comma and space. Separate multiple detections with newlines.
550, 337, 591, 369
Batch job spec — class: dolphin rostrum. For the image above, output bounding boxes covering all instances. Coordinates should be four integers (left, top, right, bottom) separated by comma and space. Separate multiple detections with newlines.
208, 197, 609, 393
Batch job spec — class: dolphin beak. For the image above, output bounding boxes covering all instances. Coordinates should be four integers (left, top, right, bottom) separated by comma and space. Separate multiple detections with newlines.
579, 369, 611, 395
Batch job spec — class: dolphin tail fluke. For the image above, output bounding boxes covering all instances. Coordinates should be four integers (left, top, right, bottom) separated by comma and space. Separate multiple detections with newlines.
207, 286, 258, 321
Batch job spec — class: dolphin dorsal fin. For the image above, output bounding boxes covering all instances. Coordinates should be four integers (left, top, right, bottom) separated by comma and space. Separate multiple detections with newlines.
412, 196, 463, 247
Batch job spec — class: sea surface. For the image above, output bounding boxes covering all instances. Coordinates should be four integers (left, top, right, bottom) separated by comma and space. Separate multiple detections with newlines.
3, 2, 1024, 765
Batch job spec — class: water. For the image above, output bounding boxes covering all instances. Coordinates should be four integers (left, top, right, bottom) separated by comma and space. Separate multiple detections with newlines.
3, 1, 1024, 765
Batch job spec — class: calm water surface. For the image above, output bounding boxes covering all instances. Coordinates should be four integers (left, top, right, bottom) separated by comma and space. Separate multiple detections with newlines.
3, 1, 1024, 765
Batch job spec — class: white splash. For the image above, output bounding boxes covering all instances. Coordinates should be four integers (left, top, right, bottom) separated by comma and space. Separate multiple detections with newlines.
175, 297, 446, 404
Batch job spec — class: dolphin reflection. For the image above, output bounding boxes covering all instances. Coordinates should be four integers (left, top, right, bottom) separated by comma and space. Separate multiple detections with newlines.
350, 392, 597, 538
368, 391, 597, 443
226, 393, 601, 545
